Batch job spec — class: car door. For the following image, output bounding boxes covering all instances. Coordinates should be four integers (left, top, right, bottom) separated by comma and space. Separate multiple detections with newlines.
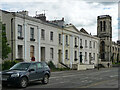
28, 63, 38, 81
36, 62, 44, 80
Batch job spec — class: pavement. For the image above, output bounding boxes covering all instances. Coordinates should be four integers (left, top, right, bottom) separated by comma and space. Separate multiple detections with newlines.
2, 67, 119, 89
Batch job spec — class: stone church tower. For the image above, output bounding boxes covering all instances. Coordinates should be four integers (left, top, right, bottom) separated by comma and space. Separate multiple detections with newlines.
97, 15, 112, 62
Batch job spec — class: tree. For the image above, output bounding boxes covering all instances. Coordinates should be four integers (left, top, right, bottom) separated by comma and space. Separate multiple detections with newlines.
0, 18, 2, 61
2, 24, 11, 60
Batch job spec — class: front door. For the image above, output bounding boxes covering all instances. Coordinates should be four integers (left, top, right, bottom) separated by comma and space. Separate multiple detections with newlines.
58, 50, 62, 63
41, 47, 45, 61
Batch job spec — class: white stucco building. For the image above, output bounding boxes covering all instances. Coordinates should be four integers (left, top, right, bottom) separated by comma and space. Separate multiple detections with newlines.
1, 10, 100, 69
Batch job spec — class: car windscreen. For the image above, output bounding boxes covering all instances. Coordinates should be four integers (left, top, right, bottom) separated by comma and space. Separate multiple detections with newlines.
10, 63, 31, 70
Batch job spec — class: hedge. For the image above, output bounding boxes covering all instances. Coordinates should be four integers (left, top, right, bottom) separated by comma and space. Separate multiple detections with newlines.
2, 60, 19, 70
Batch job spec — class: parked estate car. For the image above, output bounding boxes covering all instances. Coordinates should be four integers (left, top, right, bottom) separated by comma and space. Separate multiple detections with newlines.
2, 61, 51, 88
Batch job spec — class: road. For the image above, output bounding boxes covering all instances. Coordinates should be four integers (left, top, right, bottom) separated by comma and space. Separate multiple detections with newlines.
2, 67, 119, 89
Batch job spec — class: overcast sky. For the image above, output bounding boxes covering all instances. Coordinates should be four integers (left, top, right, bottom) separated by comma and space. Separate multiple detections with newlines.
0, 0, 119, 42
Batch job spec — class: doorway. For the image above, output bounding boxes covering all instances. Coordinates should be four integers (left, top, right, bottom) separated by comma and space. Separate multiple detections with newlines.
41, 47, 45, 61
58, 50, 62, 63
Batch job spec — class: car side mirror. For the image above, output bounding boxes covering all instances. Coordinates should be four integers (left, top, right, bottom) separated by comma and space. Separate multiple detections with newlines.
29, 69, 35, 72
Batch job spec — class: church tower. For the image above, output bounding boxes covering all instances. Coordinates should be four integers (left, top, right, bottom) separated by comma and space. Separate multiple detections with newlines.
97, 15, 112, 62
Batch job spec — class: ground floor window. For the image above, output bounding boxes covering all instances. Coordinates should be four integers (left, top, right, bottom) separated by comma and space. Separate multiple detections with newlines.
74, 51, 77, 61
50, 48, 54, 59
85, 52, 87, 61
18, 45, 23, 59
30, 45, 34, 58
93, 53, 95, 60
65, 50, 68, 59
80, 52, 82, 63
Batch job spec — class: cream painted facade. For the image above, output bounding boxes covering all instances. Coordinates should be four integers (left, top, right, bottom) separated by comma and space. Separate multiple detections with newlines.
1, 10, 59, 66
1, 10, 100, 68
64, 24, 100, 67
79, 32, 100, 66
111, 41, 120, 63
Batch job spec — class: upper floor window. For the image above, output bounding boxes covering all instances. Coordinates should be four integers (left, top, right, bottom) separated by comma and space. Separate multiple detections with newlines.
41, 29, 45, 40
113, 47, 114, 51
59, 34, 61, 45
89, 41, 92, 48
75, 37, 77, 45
50, 48, 54, 59
66, 35, 68, 45
30, 27, 35, 41
93, 42, 95, 48
50, 31, 53, 41
80, 39, 82, 46
85, 40, 87, 48
115, 47, 117, 51
18, 25, 22, 37
30, 27, 34, 39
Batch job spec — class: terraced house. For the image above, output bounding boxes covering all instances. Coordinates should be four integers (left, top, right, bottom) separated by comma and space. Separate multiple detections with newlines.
1, 9, 119, 69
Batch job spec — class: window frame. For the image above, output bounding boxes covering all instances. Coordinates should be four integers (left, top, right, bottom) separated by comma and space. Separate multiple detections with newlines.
30, 27, 34, 39
50, 31, 53, 41
59, 34, 61, 45
30, 45, 34, 58
65, 50, 68, 59
50, 48, 54, 59
41, 29, 45, 40
18, 24, 22, 37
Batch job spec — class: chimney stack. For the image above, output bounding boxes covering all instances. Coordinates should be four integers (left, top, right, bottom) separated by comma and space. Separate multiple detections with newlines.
35, 14, 46, 21
17, 10, 28, 15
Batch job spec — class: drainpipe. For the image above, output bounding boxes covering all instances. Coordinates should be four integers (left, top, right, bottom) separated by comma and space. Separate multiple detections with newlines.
23, 14, 27, 62
62, 27, 64, 64
11, 18, 13, 60
70, 35, 73, 68
78, 36, 80, 64
38, 27, 41, 62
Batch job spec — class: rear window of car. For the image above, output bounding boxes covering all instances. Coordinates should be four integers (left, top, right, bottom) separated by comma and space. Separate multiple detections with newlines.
36, 63, 43, 69
42, 62, 49, 68
29, 63, 37, 70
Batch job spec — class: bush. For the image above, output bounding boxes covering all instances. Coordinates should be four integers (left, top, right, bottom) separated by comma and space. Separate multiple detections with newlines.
2, 60, 19, 70
47, 61, 56, 69
47, 61, 71, 72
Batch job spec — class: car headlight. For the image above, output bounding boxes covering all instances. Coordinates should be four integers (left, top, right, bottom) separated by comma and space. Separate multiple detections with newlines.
11, 73, 19, 77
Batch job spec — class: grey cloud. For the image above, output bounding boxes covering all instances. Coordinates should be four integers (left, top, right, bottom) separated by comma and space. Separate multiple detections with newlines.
1, 0, 118, 41
99, 2, 117, 6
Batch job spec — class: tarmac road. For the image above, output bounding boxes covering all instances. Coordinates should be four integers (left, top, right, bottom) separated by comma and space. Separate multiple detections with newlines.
2, 67, 119, 89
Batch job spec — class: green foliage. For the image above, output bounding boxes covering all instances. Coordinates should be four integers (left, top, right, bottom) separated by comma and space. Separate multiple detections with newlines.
47, 61, 56, 69
47, 61, 71, 72
2, 60, 19, 70
2, 24, 11, 60
112, 62, 120, 65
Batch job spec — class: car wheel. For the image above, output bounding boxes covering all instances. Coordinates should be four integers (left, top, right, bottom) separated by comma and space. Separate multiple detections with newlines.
19, 77, 28, 88
42, 74, 49, 84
